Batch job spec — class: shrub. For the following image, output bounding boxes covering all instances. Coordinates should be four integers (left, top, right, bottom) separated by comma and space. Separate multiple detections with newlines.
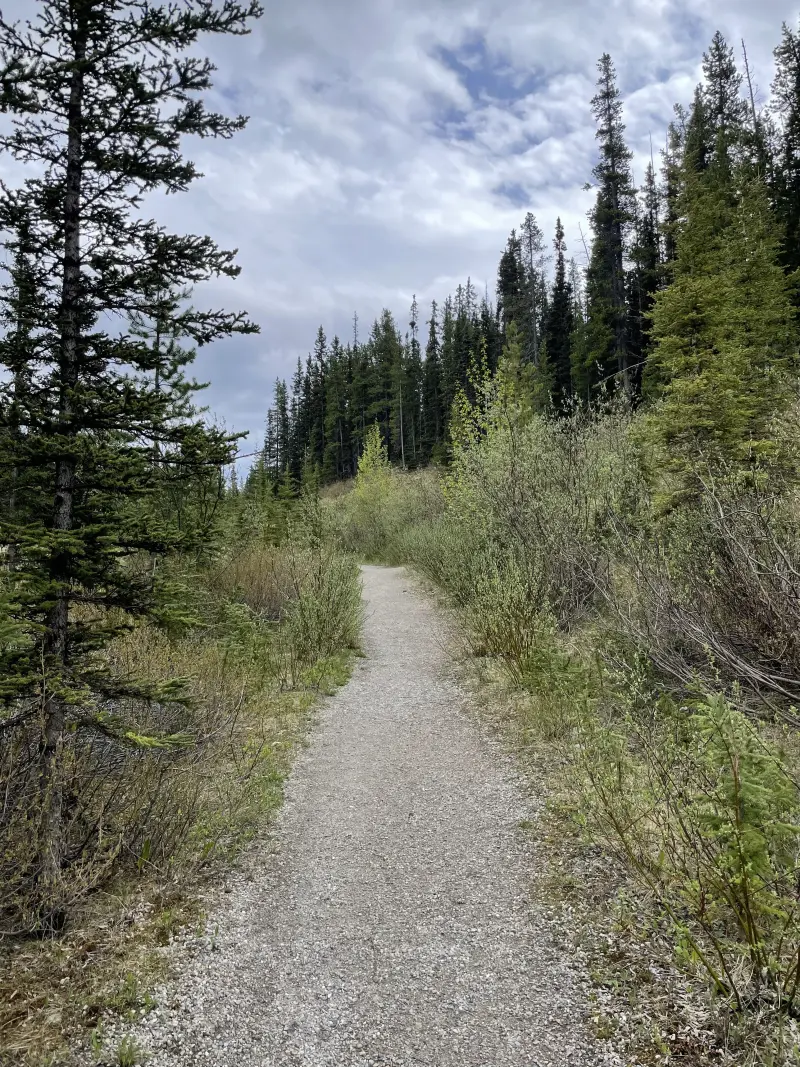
582, 692, 800, 1014
0, 534, 361, 932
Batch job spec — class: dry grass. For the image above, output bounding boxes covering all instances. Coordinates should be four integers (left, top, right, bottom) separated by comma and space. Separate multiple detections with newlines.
0, 536, 361, 1065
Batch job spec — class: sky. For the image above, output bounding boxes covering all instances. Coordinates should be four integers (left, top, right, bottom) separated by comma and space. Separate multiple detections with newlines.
3, 0, 799, 457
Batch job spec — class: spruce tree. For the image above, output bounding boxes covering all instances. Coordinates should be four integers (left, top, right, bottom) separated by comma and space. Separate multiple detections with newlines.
439, 296, 457, 432
274, 379, 290, 476
422, 300, 443, 460
646, 171, 795, 492
660, 113, 684, 268
627, 161, 662, 394
519, 212, 548, 366
496, 230, 525, 338
584, 53, 636, 395
406, 297, 423, 466
545, 217, 573, 411
770, 19, 800, 278
0, 0, 260, 919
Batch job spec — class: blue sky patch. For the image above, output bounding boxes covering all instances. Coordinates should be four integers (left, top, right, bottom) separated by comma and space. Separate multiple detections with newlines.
437, 37, 546, 105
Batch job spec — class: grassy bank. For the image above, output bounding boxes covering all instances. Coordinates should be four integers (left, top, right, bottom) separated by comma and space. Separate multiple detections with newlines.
0, 499, 362, 1065
328, 410, 800, 1066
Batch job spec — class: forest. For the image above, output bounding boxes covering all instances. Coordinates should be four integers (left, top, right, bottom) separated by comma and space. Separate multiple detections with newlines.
2, 0, 800, 1064
254, 26, 799, 494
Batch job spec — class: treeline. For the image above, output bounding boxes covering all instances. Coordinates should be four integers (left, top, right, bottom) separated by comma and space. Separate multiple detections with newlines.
252, 25, 800, 489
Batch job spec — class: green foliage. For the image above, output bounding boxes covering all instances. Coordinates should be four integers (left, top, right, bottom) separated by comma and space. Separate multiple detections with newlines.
116, 1036, 143, 1067
354, 356, 800, 1041
0, 0, 262, 921
644, 172, 796, 497
583, 692, 800, 1012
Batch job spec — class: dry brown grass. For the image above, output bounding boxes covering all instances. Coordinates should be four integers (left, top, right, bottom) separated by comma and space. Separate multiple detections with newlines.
0, 536, 361, 1065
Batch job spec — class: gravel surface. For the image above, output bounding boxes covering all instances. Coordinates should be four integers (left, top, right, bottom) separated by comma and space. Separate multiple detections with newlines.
105, 565, 616, 1066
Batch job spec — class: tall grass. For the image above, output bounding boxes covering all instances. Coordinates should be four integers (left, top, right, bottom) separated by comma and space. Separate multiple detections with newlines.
0, 504, 362, 1062
0, 533, 361, 933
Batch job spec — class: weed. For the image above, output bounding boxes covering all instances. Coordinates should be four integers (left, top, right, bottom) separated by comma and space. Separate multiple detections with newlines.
116, 1035, 143, 1066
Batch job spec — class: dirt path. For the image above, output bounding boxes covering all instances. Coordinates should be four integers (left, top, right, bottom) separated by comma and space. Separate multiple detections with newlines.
112, 566, 614, 1066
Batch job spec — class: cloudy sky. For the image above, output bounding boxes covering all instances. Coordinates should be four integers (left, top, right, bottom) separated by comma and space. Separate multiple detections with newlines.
5, 0, 800, 457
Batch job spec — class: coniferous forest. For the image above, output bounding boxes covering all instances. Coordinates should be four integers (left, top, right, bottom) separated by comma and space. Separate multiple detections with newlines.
253, 29, 800, 495
3, 2, 800, 1064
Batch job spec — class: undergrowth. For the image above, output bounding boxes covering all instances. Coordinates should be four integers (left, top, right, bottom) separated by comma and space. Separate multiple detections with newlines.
328, 398, 800, 1066
0, 494, 362, 1065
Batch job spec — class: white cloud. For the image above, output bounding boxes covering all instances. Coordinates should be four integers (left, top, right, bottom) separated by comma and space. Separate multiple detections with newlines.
1, 0, 798, 450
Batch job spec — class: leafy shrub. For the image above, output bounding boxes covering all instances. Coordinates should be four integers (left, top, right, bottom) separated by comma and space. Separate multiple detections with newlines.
583, 692, 800, 1014
0, 533, 361, 932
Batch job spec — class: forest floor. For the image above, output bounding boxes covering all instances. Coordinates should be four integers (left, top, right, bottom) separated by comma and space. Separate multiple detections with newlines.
90, 565, 617, 1067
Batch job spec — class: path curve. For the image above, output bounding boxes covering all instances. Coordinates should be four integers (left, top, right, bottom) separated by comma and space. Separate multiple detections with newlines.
116, 566, 613, 1066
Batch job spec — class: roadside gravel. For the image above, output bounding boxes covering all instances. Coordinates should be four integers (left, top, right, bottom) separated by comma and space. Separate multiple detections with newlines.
98, 565, 618, 1067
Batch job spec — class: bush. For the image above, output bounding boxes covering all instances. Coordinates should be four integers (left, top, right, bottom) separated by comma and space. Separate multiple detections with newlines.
582, 691, 800, 1015
0, 532, 362, 932
350, 379, 800, 1047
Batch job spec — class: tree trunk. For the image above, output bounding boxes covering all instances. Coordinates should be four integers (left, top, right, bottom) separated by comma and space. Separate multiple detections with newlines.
38, 15, 85, 913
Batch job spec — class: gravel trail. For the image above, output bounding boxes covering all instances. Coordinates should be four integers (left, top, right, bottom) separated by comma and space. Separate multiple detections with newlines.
117, 565, 614, 1067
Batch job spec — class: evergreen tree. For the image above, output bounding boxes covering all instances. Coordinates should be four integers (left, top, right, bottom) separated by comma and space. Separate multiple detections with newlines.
519, 212, 548, 366
495, 321, 538, 419
274, 379, 290, 475
770, 19, 800, 279
661, 110, 686, 267
584, 53, 636, 395
496, 230, 525, 338
439, 296, 457, 430
349, 339, 370, 469
478, 293, 503, 376
569, 259, 593, 403
422, 300, 443, 460
289, 356, 308, 481
646, 171, 796, 492
702, 30, 749, 162
0, 0, 260, 918
545, 217, 574, 411
406, 297, 424, 465
0, 213, 41, 568
627, 161, 662, 394
309, 326, 327, 467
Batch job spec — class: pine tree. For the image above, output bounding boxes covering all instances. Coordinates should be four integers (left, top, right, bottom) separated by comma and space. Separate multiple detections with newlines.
0, 213, 41, 569
406, 297, 423, 466
519, 212, 548, 366
478, 293, 503, 376
770, 19, 800, 278
0, 0, 260, 919
496, 230, 525, 338
309, 327, 327, 467
569, 260, 593, 403
439, 296, 457, 431
702, 30, 749, 162
627, 161, 662, 394
585, 53, 636, 395
661, 110, 686, 267
289, 356, 308, 481
422, 300, 443, 460
274, 379, 290, 476
646, 172, 795, 492
545, 217, 574, 411
322, 337, 350, 481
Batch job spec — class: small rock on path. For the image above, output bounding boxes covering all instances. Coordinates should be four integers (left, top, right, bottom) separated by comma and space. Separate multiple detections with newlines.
110, 565, 616, 1066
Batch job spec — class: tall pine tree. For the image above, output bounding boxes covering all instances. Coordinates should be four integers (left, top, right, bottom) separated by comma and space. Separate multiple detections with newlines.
584, 53, 636, 395
0, 0, 260, 921
546, 217, 573, 411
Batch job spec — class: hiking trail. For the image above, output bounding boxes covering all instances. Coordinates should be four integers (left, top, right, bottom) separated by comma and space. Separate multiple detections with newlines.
105, 565, 615, 1067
